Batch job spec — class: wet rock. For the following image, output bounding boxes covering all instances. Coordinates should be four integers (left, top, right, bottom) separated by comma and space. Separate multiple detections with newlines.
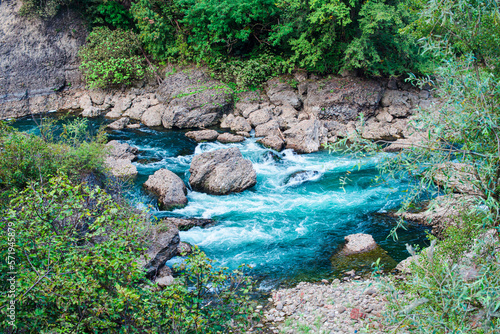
284, 170, 321, 186
258, 135, 285, 151
284, 120, 328, 153
217, 133, 245, 143
342, 234, 377, 255
158, 69, 231, 128
185, 129, 219, 142
141, 220, 180, 278
189, 147, 257, 195
144, 169, 188, 210
141, 105, 163, 127
163, 217, 214, 231
107, 117, 129, 130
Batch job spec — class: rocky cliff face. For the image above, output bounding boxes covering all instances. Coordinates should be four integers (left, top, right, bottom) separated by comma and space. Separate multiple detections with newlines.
0, 1, 87, 118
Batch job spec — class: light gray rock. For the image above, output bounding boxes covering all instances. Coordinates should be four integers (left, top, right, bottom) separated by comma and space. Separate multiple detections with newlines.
141, 105, 163, 127
284, 120, 328, 153
217, 133, 245, 143
123, 98, 150, 120
266, 78, 302, 109
156, 275, 174, 287
189, 147, 257, 195
255, 120, 281, 138
248, 108, 272, 127
144, 169, 188, 210
342, 233, 377, 255
104, 157, 138, 178
185, 129, 219, 142
258, 135, 285, 151
106, 140, 138, 161
221, 114, 252, 132
107, 117, 129, 130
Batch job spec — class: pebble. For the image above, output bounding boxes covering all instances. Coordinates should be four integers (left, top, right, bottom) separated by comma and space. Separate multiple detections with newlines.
262, 279, 388, 333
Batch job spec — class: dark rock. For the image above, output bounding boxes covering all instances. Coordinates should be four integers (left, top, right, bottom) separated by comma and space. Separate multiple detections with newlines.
142, 221, 180, 278
144, 169, 188, 210
189, 147, 257, 195
284, 170, 321, 186
163, 217, 215, 231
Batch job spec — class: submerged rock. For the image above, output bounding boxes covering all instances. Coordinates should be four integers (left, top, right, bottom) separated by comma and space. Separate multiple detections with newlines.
284, 170, 321, 186
185, 129, 219, 142
144, 169, 188, 210
189, 147, 257, 195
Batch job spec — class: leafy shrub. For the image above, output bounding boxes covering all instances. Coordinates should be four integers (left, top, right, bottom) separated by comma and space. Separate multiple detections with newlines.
209, 54, 285, 88
130, 0, 184, 60
384, 218, 500, 333
0, 118, 105, 198
78, 26, 148, 89
94, 1, 134, 30
19, 0, 73, 19
0, 174, 258, 333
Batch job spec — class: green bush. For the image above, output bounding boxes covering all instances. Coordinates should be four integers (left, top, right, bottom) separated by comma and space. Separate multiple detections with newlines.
78, 26, 148, 89
0, 118, 105, 198
0, 174, 258, 333
384, 217, 500, 333
19, 0, 73, 19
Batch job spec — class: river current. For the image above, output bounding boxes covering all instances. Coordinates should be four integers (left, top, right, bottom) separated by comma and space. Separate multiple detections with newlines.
14, 116, 429, 287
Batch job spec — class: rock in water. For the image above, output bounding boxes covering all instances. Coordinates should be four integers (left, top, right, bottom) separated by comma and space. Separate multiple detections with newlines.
144, 169, 188, 210
284, 170, 321, 186
189, 147, 257, 195
104, 140, 139, 177
342, 233, 377, 255
185, 129, 219, 142
107, 117, 129, 130
284, 120, 328, 153
217, 132, 245, 143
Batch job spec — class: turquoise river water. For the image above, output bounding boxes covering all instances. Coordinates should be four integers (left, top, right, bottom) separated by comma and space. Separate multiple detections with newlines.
14, 116, 429, 288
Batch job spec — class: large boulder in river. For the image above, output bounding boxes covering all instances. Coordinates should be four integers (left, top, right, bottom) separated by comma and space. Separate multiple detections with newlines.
144, 169, 188, 210
341, 233, 378, 255
284, 120, 328, 153
157, 68, 232, 128
189, 147, 257, 195
106, 140, 138, 161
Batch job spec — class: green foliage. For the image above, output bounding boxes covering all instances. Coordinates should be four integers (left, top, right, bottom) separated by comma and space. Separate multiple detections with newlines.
78, 26, 148, 89
0, 118, 105, 198
384, 219, 500, 333
209, 53, 284, 89
95, 1, 134, 30
19, 0, 73, 19
342, 0, 430, 76
130, 0, 184, 60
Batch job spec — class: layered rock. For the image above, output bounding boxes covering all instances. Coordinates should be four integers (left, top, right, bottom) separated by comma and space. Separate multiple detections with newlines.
144, 169, 188, 210
189, 147, 257, 195
158, 69, 232, 128
284, 120, 328, 153
141, 220, 180, 278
